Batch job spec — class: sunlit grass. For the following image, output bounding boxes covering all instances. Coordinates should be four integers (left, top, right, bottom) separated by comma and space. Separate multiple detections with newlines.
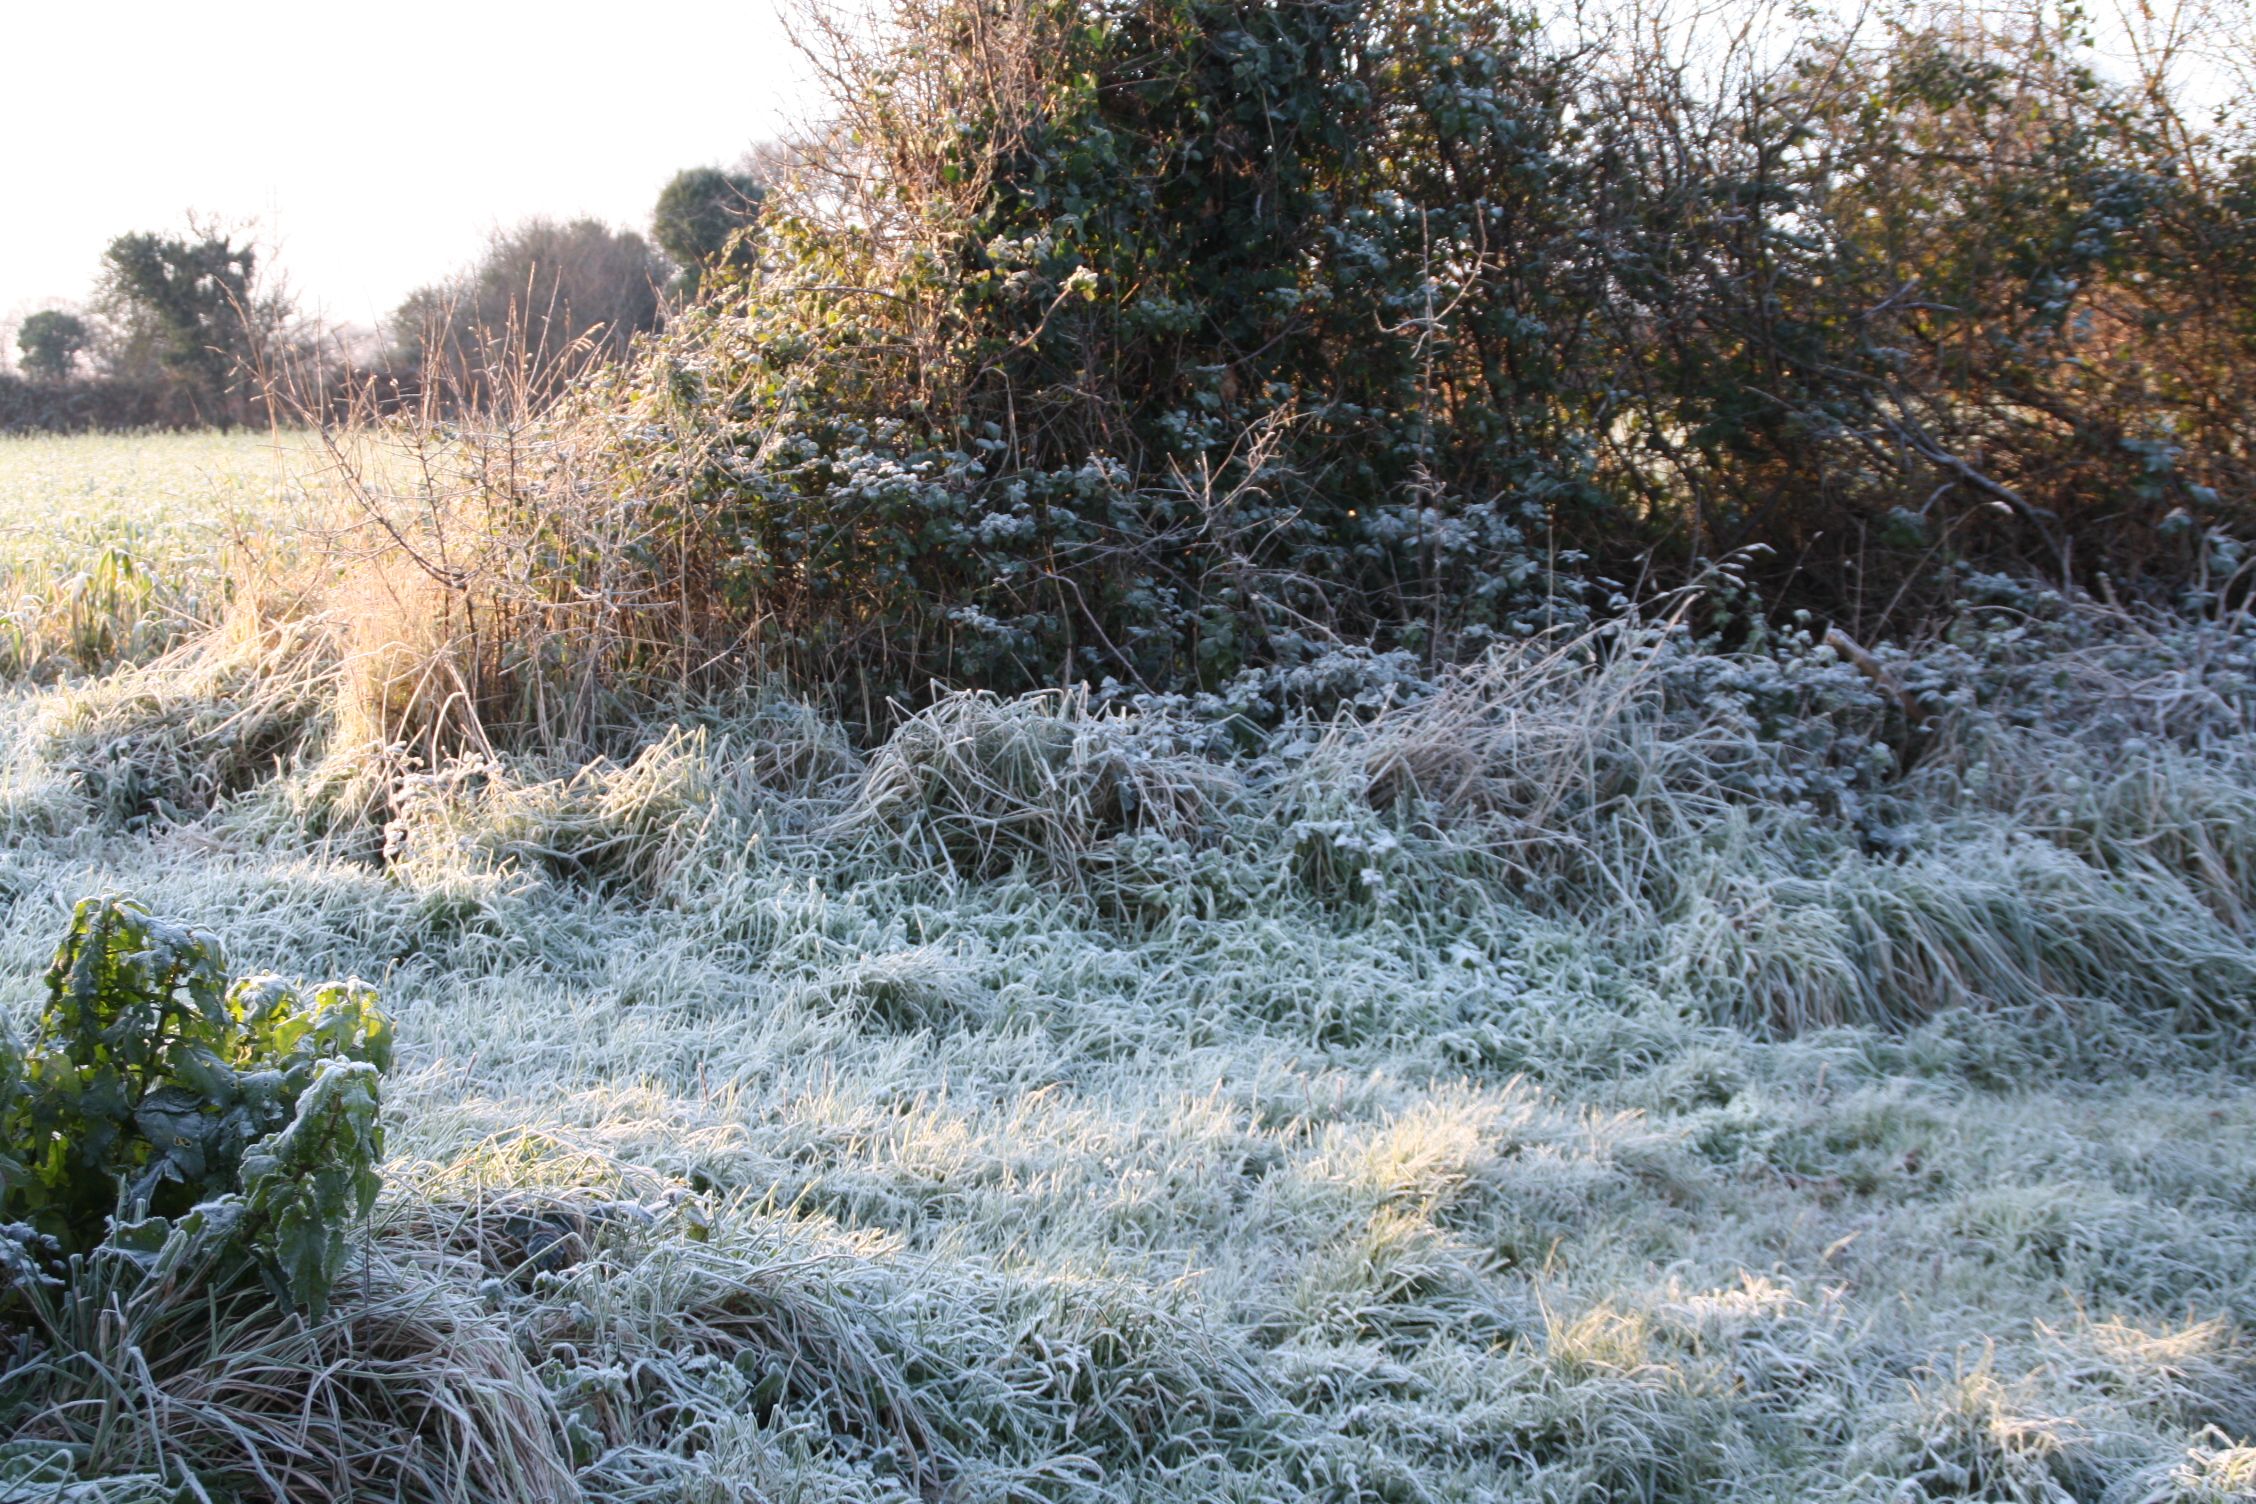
4, 434, 2256, 1502
0, 431, 329, 679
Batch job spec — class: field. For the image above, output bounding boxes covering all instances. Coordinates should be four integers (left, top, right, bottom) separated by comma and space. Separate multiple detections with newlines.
4, 431, 2256, 1503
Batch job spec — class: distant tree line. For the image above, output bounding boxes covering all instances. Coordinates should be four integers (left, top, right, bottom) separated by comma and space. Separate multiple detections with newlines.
381, 167, 768, 409
4, 163, 770, 431
4, 226, 290, 430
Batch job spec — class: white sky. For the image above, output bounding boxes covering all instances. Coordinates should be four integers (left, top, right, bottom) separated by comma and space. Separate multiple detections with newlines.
0, 0, 809, 337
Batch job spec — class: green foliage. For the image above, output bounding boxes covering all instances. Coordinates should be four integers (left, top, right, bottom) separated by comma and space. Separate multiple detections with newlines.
15, 312, 90, 382
0, 895, 390, 1316
228, 1056, 385, 1313
652, 166, 765, 294
440, 0, 2255, 732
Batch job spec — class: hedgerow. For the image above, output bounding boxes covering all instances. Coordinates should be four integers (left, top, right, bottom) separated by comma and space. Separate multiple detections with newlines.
297, 0, 2256, 750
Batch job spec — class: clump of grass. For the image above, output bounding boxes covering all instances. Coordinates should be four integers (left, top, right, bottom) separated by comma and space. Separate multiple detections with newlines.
1284, 1203, 1503, 1352
2008, 747, 2256, 933
846, 688, 1236, 884
37, 608, 338, 826
800, 946, 985, 1032
1866, 1353, 2106, 1503
719, 697, 866, 807
389, 1180, 1290, 1501
384, 727, 717, 894
1303, 619, 1903, 919
1345, 629, 1708, 857
2039, 1316, 2256, 1440
1662, 829, 2256, 1034
2, 1230, 575, 1504
2137, 1430, 2256, 1503
0, 543, 170, 681
0, 691, 89, 840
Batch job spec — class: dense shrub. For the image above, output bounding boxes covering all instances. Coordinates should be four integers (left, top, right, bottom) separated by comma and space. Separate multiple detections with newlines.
565, 0, 1611, 703
345, 0, 2250, 744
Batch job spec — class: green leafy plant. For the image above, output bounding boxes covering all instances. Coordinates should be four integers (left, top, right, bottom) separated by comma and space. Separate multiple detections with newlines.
0, 894, 391, 1315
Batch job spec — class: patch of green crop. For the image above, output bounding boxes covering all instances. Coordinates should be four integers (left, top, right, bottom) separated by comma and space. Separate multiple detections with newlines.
1, 894, 390, 1317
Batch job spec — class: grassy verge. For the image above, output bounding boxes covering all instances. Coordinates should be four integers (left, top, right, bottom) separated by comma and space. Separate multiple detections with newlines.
3, 434, 2254, 1502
